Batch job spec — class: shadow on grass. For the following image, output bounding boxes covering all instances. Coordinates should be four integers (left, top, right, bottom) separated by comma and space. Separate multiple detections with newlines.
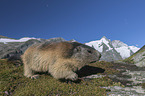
76, 65, 105, 78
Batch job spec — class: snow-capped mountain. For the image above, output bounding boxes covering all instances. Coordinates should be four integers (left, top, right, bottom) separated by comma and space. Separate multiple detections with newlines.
86, 36, 140, 60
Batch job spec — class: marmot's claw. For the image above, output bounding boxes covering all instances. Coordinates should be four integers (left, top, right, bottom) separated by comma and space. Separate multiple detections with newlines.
72, 75, 78, 81
66, 73, 78, 81
30, 75, 39, 79
78, 77, 85, 81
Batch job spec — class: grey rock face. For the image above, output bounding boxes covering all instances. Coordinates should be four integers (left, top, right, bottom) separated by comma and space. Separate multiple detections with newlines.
100, 49, 122, 62
135, 60, 145, 67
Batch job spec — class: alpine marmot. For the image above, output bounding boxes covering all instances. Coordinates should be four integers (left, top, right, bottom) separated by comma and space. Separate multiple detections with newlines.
22, 41, 101, 81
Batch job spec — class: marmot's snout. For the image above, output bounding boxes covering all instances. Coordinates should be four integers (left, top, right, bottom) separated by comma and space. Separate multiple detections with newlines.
81, 47, 101, 64
97, 51, 101, 60
91, 50, 101, 63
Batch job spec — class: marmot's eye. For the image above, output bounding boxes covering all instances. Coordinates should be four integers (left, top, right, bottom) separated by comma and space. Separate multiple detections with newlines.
87, 50, 92, 54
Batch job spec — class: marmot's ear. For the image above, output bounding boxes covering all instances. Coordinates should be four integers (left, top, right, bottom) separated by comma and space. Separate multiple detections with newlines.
74, 46, 81, 53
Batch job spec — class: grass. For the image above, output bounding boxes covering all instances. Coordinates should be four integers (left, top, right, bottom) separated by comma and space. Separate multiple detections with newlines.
141, 83, 145, 89
0, 59, 122, 96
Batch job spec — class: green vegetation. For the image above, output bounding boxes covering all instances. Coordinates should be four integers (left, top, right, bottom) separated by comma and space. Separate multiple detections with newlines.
142, 83, 145, 89
0, 59, 122, 96
123, 58, 135, 64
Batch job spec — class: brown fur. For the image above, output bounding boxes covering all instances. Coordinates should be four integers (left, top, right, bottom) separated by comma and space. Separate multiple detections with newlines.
22, 41, 101, 80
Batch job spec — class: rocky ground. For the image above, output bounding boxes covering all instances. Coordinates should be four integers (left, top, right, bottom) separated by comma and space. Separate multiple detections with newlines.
84, 62, 145, 96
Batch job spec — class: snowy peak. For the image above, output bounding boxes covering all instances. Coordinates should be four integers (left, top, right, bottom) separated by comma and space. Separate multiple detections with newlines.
85, 36, 112, 52
101, 36, 110, 41
86, 36, 140, 60
100, 36, 113, 52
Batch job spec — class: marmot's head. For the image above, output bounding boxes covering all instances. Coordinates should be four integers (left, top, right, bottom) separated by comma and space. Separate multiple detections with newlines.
71, 42, 101, 64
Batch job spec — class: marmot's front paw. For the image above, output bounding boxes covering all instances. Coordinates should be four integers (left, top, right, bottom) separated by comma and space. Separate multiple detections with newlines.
66, 73, 78, 81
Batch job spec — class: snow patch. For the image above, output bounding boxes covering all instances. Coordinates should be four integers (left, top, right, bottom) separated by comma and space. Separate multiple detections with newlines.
115, 46, 131, 59
0, 37, 39, 44
129, 46, 140, 53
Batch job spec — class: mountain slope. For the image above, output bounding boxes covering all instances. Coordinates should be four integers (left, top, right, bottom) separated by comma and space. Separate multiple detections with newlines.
124, 45, 145, 67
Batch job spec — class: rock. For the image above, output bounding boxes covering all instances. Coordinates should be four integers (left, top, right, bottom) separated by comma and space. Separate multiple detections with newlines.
135, 60, 145, 67
4, 91, 9, 95
100, 48, 122, 62
104, 62, 145, 96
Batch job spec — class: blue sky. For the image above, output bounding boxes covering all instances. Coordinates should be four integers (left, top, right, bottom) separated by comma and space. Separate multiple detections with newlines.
0, 0, 145, 48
